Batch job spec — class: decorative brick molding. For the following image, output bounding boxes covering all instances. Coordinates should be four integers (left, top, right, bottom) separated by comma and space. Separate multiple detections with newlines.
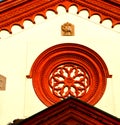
18, 97, 120, 125
0, 0, 120, 33
27, 43, 111, 106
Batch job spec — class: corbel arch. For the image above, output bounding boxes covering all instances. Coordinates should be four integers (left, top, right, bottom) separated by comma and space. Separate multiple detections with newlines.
0, 0, 120, 33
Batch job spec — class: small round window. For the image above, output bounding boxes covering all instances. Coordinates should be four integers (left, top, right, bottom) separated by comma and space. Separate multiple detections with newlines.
27, 43, 111, 106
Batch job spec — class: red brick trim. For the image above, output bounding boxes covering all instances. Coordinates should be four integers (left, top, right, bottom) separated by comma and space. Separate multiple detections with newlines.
0, 0, 120, 33
27, 43, 111, 106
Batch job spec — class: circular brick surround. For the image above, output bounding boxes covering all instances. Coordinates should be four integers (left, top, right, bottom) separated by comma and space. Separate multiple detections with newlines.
28, 43, 111, 106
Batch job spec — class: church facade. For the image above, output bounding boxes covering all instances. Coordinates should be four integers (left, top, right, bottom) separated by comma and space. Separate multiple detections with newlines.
0, 0, 120, 124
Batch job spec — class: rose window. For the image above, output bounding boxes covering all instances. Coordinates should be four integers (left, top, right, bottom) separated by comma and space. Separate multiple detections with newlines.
27, 43, 111, 106
49, 64, 90, 99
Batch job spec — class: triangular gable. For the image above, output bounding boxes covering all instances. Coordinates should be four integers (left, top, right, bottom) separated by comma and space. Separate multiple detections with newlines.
19, 97, 120, 125
0, 0, 120, 33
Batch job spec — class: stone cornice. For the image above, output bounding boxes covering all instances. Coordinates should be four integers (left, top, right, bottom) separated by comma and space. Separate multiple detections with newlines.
0, 0, 120, 33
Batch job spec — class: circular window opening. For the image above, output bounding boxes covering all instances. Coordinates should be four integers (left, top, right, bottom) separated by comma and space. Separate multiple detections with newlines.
27, 43, 111, 106
49, 63, 90, 99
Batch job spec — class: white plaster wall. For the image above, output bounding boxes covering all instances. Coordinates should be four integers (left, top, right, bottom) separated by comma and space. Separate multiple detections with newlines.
0, 6, 120, 125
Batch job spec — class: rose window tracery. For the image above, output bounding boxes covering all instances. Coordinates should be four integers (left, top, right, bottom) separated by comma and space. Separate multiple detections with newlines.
27, 43, 111, 106
49, 64, 90, 99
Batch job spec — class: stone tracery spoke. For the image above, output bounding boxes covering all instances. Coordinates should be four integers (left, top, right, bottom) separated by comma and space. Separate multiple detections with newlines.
49, 64, 90, 99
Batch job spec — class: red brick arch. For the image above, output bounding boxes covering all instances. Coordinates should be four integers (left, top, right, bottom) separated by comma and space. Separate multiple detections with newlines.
27, 43, 111, 106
